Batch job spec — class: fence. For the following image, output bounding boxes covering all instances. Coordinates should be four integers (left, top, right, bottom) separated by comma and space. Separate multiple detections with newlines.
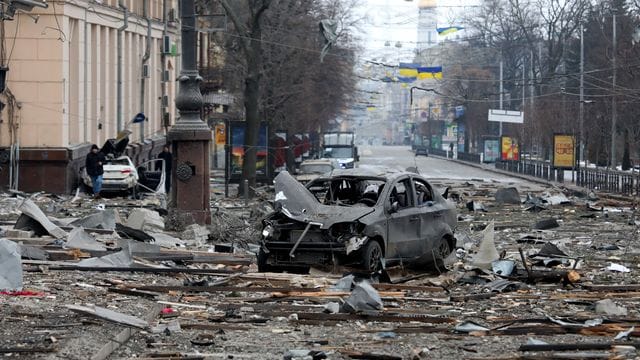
430, 148, 447, 157
576, 167, 640, 196
495, 160, 565, 183
497, 159, 640, 196
457, 152, 482, 164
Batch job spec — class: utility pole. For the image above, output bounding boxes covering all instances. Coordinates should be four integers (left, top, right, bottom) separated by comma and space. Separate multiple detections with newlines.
579, 22, 584, 167
610, 11, 617, 169
522, 57, 525, 109
499, 56, 503, 136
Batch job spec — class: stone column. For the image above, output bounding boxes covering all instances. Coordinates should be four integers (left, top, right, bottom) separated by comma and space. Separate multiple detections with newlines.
167, 0, 211, 225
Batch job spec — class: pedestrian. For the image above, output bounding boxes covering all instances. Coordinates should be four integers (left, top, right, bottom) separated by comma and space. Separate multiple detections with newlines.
158, 145, 172, 193
85, 144, 105, 198
449, 142, 454, 157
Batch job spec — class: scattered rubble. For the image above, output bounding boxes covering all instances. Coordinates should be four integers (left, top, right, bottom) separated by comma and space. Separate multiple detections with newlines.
1, 173, 640, 359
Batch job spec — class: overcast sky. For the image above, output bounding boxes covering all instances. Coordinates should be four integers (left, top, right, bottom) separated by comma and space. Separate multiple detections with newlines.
357, 0, 479, 63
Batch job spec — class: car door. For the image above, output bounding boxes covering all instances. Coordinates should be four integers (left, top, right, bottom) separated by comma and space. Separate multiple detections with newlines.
412, 177, 440, 255
385, 177, 422, 261
136, 158, 165, 193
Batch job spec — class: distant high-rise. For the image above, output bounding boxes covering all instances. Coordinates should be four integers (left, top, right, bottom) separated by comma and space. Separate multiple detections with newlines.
417, 0, 437, 52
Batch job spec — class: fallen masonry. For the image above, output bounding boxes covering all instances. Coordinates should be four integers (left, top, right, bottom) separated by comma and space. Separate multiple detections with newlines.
1, 176, 640, 359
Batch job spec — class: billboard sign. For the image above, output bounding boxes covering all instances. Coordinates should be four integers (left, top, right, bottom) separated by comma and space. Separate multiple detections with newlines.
227, 121, 269, 182
553, 134, 576, 169
488, 109, 524, 124
483, 138, 500, 163
501, 136, 519, 161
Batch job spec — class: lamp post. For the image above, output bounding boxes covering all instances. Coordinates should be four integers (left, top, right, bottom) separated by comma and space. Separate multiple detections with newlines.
167, 0, 212, 226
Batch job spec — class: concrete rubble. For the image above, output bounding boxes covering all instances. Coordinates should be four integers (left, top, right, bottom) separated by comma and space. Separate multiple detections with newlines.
1, 176, 640, 359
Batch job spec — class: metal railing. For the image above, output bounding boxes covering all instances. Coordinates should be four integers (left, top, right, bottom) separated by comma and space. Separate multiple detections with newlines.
457, 152, 481, 164
430, 148, 447, 157
577, 167, 639, 196
495, 160, 565, 183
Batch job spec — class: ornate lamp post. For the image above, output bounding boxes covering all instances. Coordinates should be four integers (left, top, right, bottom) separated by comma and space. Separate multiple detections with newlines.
168, 0, 211, 225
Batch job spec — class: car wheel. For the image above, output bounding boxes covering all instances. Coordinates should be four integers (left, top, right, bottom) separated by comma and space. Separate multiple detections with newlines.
362, 240, 383, 272
257, 248, 271, 272
431, 237, 452, 270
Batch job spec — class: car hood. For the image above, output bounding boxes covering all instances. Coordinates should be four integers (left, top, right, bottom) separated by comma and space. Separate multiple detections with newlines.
274, 171, 374, 229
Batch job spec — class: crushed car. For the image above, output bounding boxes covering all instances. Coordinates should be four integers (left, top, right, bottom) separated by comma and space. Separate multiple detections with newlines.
82, 134, 165, 196
258, 168, 457, 272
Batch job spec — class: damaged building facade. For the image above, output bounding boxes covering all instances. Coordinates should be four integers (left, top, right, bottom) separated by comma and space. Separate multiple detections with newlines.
0, 0, 213, 194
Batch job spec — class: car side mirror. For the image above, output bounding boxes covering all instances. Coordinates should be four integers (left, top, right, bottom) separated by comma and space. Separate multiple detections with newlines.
390, 201, 399, 213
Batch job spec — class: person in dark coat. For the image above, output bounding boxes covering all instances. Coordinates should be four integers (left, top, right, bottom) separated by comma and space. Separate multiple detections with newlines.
158, 145, 172, 193
85, 144, 105, 198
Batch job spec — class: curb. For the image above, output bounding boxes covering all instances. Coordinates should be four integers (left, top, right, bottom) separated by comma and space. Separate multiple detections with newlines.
428, 154, 634, 202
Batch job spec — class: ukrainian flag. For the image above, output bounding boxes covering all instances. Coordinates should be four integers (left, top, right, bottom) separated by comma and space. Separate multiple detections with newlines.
398, 63, 419, 83
418, 66, 443, 80
437, 26, 464, 36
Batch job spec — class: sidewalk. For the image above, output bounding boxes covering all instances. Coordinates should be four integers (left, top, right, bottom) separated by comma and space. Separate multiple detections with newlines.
430, 154, 632, 202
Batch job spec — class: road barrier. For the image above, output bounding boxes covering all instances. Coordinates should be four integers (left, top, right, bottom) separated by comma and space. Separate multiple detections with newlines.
576, 167, 639, 196
497, 159, 640, 196
496, 160, 565, 183
430, 148, 447, 157
457, 152, 482, 164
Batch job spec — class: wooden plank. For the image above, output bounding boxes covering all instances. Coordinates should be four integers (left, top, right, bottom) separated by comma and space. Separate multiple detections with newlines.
265, 311, 454, 324
90, 303, 163, 360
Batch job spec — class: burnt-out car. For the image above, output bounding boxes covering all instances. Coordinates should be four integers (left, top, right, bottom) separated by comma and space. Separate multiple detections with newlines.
258, 168, 457, 272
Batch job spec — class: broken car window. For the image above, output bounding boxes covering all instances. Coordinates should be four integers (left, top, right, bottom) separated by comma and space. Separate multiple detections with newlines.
413, 178, 434, 206
307, 177, 385, 206
388, 179, 413, 210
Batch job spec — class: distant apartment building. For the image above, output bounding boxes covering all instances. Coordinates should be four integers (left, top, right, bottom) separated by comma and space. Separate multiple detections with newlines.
0, 0, 189, 193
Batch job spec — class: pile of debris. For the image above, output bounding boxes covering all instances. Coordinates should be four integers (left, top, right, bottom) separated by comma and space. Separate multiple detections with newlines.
1, 177, 640, 359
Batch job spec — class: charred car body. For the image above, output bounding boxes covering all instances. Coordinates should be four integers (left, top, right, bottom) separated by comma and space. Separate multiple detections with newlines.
259, 168, 457, 272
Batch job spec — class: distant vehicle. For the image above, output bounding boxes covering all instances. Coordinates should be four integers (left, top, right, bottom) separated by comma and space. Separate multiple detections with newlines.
82, 134, 165, 196
412, 134, 429, 156
322, 132, 359, 169
295, 158, 334, 184
258, 168, 457, 273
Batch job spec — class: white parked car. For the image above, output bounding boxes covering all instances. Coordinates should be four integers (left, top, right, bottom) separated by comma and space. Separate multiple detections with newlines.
82, 156, 166, 196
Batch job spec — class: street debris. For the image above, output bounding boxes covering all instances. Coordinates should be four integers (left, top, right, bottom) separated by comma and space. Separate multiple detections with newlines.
1, 171, 640, 358
0, 239, 22, 290
495, 187, 521, 204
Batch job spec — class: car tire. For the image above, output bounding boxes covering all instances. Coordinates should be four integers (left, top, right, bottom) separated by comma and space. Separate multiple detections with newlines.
431, 237, 452, 270
257, 248, 271, 272
362, 240, 383, 272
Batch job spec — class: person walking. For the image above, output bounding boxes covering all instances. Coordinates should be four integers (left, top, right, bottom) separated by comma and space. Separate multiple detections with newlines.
85, 144, 105, 198
158, 145, 172, 193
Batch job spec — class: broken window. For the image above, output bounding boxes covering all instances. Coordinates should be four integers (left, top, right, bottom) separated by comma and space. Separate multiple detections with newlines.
413, 178, 434, 206
307, 177, 385, 206
388, 179, 413, 209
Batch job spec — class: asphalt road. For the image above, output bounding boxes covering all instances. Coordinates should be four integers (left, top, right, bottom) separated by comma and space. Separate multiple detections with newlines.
359, 145, 530, 183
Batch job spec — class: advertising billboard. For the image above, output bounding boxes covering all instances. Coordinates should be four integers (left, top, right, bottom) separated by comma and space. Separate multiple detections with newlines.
227, 121, 269, 183
501, 136, 519, 161
483, 138, 500, 163
553, 134, 576, 169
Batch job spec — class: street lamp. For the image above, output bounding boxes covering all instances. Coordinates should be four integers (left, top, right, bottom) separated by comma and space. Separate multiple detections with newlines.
167, 0, 212, 226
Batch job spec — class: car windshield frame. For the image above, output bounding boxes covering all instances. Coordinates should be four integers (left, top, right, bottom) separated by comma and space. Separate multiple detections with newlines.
323, 147, 353, 159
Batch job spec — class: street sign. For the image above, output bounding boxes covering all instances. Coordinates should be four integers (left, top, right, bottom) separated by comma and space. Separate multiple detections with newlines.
488, 109, 524, 124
